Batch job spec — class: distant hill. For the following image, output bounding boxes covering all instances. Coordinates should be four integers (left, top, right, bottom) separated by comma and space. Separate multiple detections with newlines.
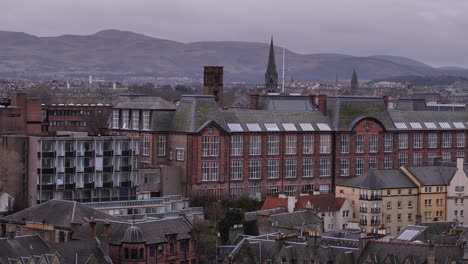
1, 29, 467, 81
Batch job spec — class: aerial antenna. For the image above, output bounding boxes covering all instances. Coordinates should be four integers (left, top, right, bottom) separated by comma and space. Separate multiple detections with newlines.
282, 47, 285, 93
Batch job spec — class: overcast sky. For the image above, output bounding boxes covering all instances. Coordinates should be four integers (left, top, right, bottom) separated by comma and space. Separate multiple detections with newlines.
2, 0, 468, 67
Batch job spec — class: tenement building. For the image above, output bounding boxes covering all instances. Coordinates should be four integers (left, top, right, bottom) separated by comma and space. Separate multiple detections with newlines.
108, 67, 468, 199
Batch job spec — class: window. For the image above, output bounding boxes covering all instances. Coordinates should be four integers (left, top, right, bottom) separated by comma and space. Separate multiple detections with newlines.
302, 158, 314, 178
384, 157, 393, 169
427, 152, 437, 165
142, 110, 150, 130
356, 158, 364, 175
369, 134, 378, 153
340, 134, 350, 153
319, 135, 331, 154
249, 160, 261, 179
386, 214, 391, 222
408, 201, 413, 208
319, 184, 331, 194
424, 211, 432, 219
436, 198, 443, 206
249, 187, 261, 200
424, 199, 432, 206
169, 243, 175, 255
267, 135, 279, 155
408, 213, 413, 221
176, 148, 185, 161
457, 152, 465, 158
267, 159, 279, 179
303, 184, 314, 195
457, 133, 465, 147
413, 153, 423, 166
442, 152, 451, 161
121, 110, 129, 129
319, 158, 331, 177
442, 133, 452, 148
249, 136, 261, 156
231, 136, 243, 156
303, 135, 314, 154
202, 136, 219, 157
285, 159, 297, 178
356, 134, 365, 153
408, 189, 412, 194
230, 188, 243, 199
436, 186, 443, 192
202, 161, 219, 181
398, 153, 408, 166
384, 134, 393, 152
397, 214, 402, 221
369, 157, 378, 170
157, 244, 164, 256
398, 189, 402, 195
397, 201, 402, 209
340, 159, 349, 176
285, 135, 297, 155
230, 160, 243, 180
455, 186, 465, 192
387, 202, 391, 209
131, 110, 139, 130
285, 185, 298, 196
112, 110, 119, 129
428, 133, 438, 148
425, 187, 432, 193
398, 134, 408, 149
158, 136, 166, 157
413, 133, 423, 149
266, 186, 279, 197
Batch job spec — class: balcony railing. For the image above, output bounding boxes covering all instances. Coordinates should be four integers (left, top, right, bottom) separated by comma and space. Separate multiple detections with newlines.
371, 220, 381, 226
371, 208, 381, 213
360, 195, 382, 201
360, 208, 368, 213
359, 220, 368, 225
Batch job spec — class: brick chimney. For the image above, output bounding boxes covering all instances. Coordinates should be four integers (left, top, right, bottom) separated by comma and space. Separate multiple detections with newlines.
89, 217, 96, 238
203, 66, 224, 107
103, 217, 111, 237
249, 92, 259, 110
318, 94, 327, 115
7, 224, 15, 240
383, 96, 389, 107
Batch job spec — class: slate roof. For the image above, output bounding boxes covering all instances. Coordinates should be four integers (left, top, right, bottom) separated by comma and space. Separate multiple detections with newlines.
150, 110, 175, 131
0, 235, 56, 263
406, 166, 457, 186
1, 200, 119, 229
73, 217, 193, 245
268, 210, 323, 228
393, 98, 427, 111
326, 96, 395, 131
389, 110, 468, 130
356, 240, 463, 264
339, 169, 417, 190
115, 97, 176, 110
173, 95, 227, 133
257, 94, 316, 111
55, 238, 110, 263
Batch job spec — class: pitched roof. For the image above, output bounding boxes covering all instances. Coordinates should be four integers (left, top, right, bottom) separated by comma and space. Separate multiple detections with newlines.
115, 97, 176, 110
406, 166, 457, 186
257, 94, 315, 111
389, 110, 468, 130
55, 238, 110, 263
296, 195, 347, 212
339, 169, 417, 190
1, 200, 119, 229
0, 235, 56, 262
73, 217, 193, 245
268, 210, 323, 228
261, 198, 288, 211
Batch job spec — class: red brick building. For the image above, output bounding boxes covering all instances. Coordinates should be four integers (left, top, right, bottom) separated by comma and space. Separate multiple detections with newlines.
0, 93, 42, 134
109, 67, 468, 200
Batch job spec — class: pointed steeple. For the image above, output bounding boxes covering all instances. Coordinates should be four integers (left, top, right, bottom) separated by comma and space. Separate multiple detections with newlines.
265, 36, 278, 93
351, 68, 359, 95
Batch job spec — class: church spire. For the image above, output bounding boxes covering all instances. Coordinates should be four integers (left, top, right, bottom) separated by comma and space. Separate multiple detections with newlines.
265, 36, 278, 93
351, 68, 359, 95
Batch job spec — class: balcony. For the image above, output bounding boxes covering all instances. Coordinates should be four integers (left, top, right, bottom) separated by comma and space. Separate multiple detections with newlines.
65, 151, 75, 158
360, 195, 382, 201
84, 182, 95, 189
103, 150, 113, 156
103, 166, 113, 173
84, 151, 94, 157
65, 167, 75, 173
360, 207, 368, 213
359, 220, 368, 225
121, 166, 131, 172
371, 220, 381, 226
40, 152, 56, 158
38, 168, 56, 175
84, 167, 94, 173
121, 150, 131, 156
371, 208, 381, 213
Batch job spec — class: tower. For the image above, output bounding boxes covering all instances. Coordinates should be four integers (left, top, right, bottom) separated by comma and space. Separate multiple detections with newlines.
265, 36, 278, 93
203, 66, 224, 107
351, 69, 359, 95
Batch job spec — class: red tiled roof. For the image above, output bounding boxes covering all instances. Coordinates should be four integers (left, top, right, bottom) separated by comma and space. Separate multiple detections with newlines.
261, 197, 288, 210
295, 194, 346, 212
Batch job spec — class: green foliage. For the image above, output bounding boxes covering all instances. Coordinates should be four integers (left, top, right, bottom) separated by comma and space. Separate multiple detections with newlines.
243, 220, 259, 236
218, 209, 243, 243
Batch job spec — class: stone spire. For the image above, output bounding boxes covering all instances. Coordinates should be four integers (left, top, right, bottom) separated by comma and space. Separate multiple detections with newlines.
265, 36, 278, 93
351, 68, 359, 95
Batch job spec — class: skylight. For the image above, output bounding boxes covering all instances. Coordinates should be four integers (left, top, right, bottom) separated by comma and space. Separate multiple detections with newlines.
394, 122, 408, 129
299, 123, 314, 131
227, 123, 243, 132
317, 123, 331, 131
264, 123, 280, 131
282, 123, 297, 131
424, 122, 436, 129
246, 123, 262, 132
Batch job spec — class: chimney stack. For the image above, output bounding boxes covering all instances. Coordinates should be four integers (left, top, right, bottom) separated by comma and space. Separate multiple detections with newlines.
203, 66, 224, 107
7, 224, 15, 240
103, 217, 111, 237
249, 92, 259, 110
318, 94, 327, 115
383, 96, 389, 107
89, 217, 96, 238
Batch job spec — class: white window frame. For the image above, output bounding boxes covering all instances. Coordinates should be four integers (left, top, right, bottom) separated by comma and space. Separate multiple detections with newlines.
384, 134, 393, 153
303, 135, 314, 154
398, 153, 408, 166
356, 134, 365, 153
369, 134, 378, 153
413, 152, 423, 166
249, 135, 262, 156
142, 110, 150, 130
285, 135, 297, 155
398, 134, 408, 149
230, 160, 243, 180
230, 136, 243, 156
284, 159, 297, 178
442, 133, 452, 148
267, 159, 279, 179
456, 133, 465, 148
302, 158, 314, 178
249, 160, 261, 179
320, 135, 331, 154
356, 158, 364, 175
158, 135, 166, 157
413, 133, 423, 149
319, 158, 331, 177
340, 134, 350, 154
176, 148, 185, 161
267, 135, 279, 155
428, 133, 438, 149
340, 158, 349, 176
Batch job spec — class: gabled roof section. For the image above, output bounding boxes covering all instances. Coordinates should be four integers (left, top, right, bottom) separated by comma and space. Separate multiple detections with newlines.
339, 169, 417, 190
54, 238, 110, 264
1, 200, 118, 229
327, 96, 394, 131
115, 96, 176, 110
173, 95, 227, 133
405, 166, 457, 186
0, 235, 56, 263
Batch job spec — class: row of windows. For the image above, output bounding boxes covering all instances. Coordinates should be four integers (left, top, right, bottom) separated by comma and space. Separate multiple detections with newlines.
229, 184, 332, 199
339, 132, 466, 154
48, 121, 88, 127
230, 135, 331, 156
230, 158, 317, 180
112, 109, 151, 131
